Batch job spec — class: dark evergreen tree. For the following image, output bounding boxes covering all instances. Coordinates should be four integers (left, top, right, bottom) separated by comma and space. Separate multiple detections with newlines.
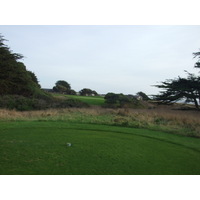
53, 80, 71, 94
104, 93, 131, 107
137, 91, 150, 101
193, 50, 200, 69
155, 75, 200, 110
154, 51, 200, 110
79, 88, 98, 96
0, 34, 41, 97
104, 93, 120, 104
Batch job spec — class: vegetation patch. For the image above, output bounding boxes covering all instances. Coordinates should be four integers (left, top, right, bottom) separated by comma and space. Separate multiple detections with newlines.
0, 95, 89, 111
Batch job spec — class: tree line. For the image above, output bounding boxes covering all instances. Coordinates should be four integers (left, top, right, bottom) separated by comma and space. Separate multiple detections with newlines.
52, 80, 98, 96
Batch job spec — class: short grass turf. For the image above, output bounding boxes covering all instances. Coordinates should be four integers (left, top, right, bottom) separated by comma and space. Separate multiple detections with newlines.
66, 95, 105, 106
0, 121, 200, 175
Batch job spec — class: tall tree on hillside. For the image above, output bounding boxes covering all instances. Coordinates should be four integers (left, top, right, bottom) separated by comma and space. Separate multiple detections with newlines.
0, 34, 41, 97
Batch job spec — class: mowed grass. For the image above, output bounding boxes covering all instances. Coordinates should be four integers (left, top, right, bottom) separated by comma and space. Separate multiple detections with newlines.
65, 95, 105, 105
1, 121, 200, 175
51, 93, 105, 105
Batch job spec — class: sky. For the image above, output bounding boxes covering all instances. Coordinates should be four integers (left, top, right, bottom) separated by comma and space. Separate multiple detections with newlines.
1, 25, 200, 96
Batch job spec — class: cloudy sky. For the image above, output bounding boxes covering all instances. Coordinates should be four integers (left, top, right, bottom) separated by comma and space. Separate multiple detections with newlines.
1, 25, 200, 95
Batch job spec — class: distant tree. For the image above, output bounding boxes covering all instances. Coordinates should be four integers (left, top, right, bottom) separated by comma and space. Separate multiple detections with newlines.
137, 91, 150, 101
118, 94, 131, 106
68, 89, 76, 95
53, 80, 71, 94
56, 80, 71, 90
104, 93, 131, 107
104, 93, 120, 104
79, 88, 98, 96
92, 90, 98, 96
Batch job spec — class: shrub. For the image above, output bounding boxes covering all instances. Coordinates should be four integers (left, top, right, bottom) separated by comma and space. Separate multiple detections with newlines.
51, 98, 89, 108
0, 95, 89, 111
0, 95, 36, 111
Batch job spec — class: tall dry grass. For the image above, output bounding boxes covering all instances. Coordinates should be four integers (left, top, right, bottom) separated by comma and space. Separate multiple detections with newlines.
0, 106, 200, 137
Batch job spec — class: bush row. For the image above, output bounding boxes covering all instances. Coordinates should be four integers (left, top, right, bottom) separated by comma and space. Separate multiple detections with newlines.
0, 95, 89, 111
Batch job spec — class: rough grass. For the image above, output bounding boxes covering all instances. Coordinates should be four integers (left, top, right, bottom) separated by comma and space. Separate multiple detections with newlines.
1, 121, 200, 175
0, 106, 200, 137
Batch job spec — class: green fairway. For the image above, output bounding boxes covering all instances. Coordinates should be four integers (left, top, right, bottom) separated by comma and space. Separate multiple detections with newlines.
0, 121, 200, 175
66, 95, 105, 105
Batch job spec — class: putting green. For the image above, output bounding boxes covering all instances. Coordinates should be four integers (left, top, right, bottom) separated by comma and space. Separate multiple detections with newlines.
0, 121, 200, 175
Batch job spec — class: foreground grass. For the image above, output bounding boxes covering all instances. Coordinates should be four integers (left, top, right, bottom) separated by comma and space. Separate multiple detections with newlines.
1, 121, 200, 175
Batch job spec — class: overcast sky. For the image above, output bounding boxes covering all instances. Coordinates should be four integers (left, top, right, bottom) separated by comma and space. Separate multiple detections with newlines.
1, 25, 200, 95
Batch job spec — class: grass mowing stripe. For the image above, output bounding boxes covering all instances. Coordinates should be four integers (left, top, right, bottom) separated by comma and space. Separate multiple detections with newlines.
3, 125, 200, 153
65, 95, 105, 105
2, 121, 200, 152
1, 121, 200, 174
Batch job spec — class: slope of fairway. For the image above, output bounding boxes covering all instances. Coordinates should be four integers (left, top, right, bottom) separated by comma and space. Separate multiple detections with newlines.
66, 95, 105, 105
0, 121, 200, 175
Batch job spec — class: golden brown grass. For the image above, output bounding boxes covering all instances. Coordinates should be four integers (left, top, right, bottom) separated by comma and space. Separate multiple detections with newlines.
0, 106, 200, 137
